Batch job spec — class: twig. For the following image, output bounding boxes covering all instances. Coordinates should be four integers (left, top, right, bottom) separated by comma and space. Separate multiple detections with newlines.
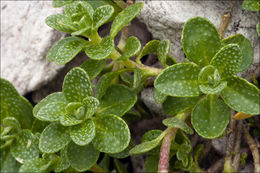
232, 120, 243, 172
243, 124, 260, 173
218, 12, 232, 39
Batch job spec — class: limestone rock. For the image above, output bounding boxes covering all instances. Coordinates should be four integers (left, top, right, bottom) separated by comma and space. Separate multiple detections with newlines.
1, 1, 65, 95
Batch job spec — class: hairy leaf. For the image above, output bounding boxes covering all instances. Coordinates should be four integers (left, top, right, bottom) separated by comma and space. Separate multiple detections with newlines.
153, 88, 167, 104
85, 36, 114, 60
199, 81, 227, 94
141, 40, 160, 57
39, 123, 70, 153
163, 117, 193, 135
93, 114, 130, 153
242, 0, 260, 11
220, 76, 260, 114
142, 130, 163, 155
45, 14, 76, 33
191, 94, 229, 138
19, 158, 47, 173
157, 39, 170, 67
60, 114, 83, 126
155, 63, 201, 97
54, 147, 70, 172
63, 67, 92, 102
65, 1, 94, 22
93, 5, 114, 30
119, 36, 141, 60
70, 119, 95, 146
222, 34, 254, 72
67, 142, 99, 172
182, 17, 221, 66
80, 59, 106, 80
82, 96, 99, 119
110, 2, 143, 38
3, 117, 21, 131
47, 37, 87, 65
210, 44, 242, 78
52, 0, 73, 8
109, 140, 134, 159
1, 149, 20, 173
97, 85, 137, 117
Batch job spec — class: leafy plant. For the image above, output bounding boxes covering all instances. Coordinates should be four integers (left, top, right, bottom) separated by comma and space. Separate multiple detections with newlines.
1, 0, 259, 172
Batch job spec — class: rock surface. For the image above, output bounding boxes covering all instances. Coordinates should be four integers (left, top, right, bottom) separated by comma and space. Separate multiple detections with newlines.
1, 1, 65, 95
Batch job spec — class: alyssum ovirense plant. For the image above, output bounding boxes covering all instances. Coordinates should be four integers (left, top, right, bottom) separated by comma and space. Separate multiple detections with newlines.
1, 0, 259, 172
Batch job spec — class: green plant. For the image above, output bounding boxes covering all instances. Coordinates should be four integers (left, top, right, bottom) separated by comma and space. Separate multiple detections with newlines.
1, 1, 259, 172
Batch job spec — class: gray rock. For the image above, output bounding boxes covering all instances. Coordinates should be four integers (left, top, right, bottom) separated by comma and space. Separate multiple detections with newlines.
1, 1, 65, 95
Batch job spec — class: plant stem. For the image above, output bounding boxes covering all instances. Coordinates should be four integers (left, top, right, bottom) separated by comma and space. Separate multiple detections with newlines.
218, 12, 232, 39
158, 112, 190, 173
90, 164, 105, 173
243, 124, 260, 173
232, 120, 243, 172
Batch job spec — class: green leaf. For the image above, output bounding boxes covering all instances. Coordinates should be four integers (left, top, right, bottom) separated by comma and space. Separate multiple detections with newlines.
130, 133, 165, 155
141, 40, 160, 57
19, 158, 47, 173
114, 159, 127, 173
45, 14, 76, 33
257, 22, 260, 36
109, 140, 134, 159
191, 94, 229, 138
0, 78, 33, 129
120, 72, 134, 86
163, 117, 193, 135
145, 155, 159, 173
65, 102, 82, 115
82, 96, 99, 119
199, 81, 227, 94
70, 119, 95, 146
1, 149, 20, 173
110, 2, 143, 38
35, 102, 67, 122
60, 113, 83, 126
242, 0, 260, 11
119, 36, 141, 60
163, 96, 201, 115
210, 44, 242, 78
93, 5, 114, 30
65, 1, 94, 22
157, 39, 171, 67
63, 67, 92, 102
133, 67, 146, 91
54, 147, 70, 172
52, 0, 73, 8
39, 123, 71, 153
33, 92, 67, 116
153, 88, 167, 104
3, 117, 21, 131
85, 36, 114, 60
154, 63, 201, 97
222, 34, 254, 72
80, 59, 106, 80
182, 17, 221, 66
67, 142, 100, 172
141, 130, 163, 155
99, 154, 110, 173
220, 76, 260, 114
93, 114, 130, 153
97, 85, 137, 117
46, 37, 87, 65
11, 130, 39, 164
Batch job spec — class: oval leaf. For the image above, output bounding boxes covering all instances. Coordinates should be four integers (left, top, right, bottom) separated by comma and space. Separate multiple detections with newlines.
191, 94, 229, 139
80, 59, 106, 80
93, 114, 130, 153
93, 5, 114, 30
182, 17, 221, 66
153, 88, 167, 104
47, 37, 87, 65
70, 119, 95, 146
52, 0, 73, 8
54, 147, 70, 172
60, 113, 83, 126
39, 123, 71, 153
67, 142, 100, 172
199, 81, 227, 94
157, 39, 170, 67
163, 117, 193, 135
19, 158, 47, 173
119, 36, 141, 60
220, 76, 260, 114
110, 2, 143, 38
63, 67, 92, 102
210, 44, 242, 78
85, 36, 114, 60
155, 63, 201, 97
82, 96, 99, 119
45, 14, 76, 33
242, 0, 260, 11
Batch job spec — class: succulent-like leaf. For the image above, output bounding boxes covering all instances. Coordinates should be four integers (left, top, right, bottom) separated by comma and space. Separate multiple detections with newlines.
120, 72, 134, 86
67, 142, 100, 172
119, 36, 141, 60
11, 130, 39, 164
45, 14, 76, 33
85, 36, 114, 60
70, 119, 95, 146
129, 130, 165, 155
80, 59, 106, 80
141, 130, 163, 155
242, 0, 260, 11
110, 2, 143, 38
97, 85, 137, 117
114, 159, 127, 173
157, 39, 170, 67
0, 78, 33, 129
93, 114, 130, 153
220, 76, 260, 114
3, 117, 21, 131
222, 34, 254, 72
46, 37, 87, 65
257, 22, 260, 36
145, 155, 159, 173
52, 0, 73, 8
54, 147, 70, 172
191, 94, 229, 139
163, 117, 193, 135
60, 113, 83, 126
133, 67, 146, 91
153, 88, 167, 104
65, 1, 94, 22
199, 81, 227, 94
155, 63, 201, 97
39, 123, 71, 153
141, 40, 160, 57
35, 102, 67, 122
19, 158, 47, 173
63, 67, 92, 102
65, 102, 82, 114
109, 140, 134, 159
1, 149, 20, 173
198, 65, 216, 83
182, 17, 221, 66
93, 5, 114, 30
210, 44, 242, 78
